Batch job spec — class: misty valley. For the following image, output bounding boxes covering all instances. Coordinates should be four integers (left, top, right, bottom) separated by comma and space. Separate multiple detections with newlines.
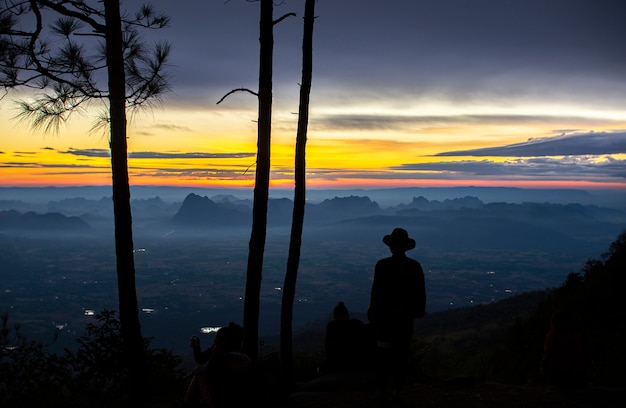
1, 186, 625, 354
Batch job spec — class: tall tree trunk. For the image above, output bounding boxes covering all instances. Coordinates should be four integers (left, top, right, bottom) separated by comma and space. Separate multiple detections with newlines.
280, 0, 316, 389
244, 0, 274, 362
103, 0, 145, 401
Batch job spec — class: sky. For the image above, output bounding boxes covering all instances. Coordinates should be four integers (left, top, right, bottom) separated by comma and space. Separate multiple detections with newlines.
1, 0, 626, 190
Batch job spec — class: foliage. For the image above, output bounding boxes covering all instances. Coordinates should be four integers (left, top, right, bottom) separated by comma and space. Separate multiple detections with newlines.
488, 229, 626, 386
0, 310, 186, 408
64, 310, 128, 405
0, 0, 171, 131
1, 313, 71, 407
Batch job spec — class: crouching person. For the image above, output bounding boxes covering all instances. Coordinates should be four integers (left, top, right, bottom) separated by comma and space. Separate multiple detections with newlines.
185, 322, 252, 407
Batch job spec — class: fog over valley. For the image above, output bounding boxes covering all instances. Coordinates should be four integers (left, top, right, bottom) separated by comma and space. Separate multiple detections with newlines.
1, 186, 625, 353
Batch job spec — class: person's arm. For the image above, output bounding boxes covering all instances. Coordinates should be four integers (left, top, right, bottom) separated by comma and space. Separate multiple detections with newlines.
190, 335, 212, 364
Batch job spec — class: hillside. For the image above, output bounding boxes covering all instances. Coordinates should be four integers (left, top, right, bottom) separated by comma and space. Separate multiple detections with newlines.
271, 230, 626, 407
267, 289, 551, 357
1, 230, 624, 407
261, 286, 622, 408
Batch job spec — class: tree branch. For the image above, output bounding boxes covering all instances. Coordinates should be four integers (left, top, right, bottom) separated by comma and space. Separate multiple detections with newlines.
36, 0, 107, 33
273, 12, 295, 26
21, 1, 99, 97
216, 87, 257, 104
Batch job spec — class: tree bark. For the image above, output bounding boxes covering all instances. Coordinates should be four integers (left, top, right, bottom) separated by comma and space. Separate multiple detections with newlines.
243, 0, 273, 362
103, 0, 145, 401
280, 0, 315, 389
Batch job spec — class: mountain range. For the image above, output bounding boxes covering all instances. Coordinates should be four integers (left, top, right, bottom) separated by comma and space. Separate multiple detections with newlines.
1, 188, 624, 254
165, 193, 624, 250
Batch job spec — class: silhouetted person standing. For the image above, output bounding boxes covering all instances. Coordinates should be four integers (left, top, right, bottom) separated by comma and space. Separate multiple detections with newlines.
368, 228, 426, 404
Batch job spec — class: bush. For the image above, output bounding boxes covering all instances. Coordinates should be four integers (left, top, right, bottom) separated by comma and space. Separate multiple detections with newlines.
0, 310, 186, 408
489, 229, 626, 387
1, 313, 71, 407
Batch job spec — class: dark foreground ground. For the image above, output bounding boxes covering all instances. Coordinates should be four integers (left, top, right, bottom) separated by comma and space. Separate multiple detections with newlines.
279, 371, 621, 408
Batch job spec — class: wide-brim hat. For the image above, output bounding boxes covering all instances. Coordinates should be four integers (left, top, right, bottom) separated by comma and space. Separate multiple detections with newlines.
383, 227, 416, 251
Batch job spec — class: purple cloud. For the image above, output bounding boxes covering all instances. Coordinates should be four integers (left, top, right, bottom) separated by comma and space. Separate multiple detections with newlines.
436, 132, 626, 157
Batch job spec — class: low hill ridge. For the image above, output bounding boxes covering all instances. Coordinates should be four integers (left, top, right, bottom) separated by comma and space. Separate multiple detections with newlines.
0, 210, 90, 232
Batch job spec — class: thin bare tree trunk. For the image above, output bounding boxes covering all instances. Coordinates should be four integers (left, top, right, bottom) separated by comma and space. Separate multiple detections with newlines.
244, 0, 274, 362
280, 0, 316, 389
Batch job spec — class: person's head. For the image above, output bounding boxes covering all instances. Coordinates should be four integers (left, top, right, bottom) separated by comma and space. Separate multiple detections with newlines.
383, 227, 416, 254
215, 322, 245, 351
333, 301, 349, 320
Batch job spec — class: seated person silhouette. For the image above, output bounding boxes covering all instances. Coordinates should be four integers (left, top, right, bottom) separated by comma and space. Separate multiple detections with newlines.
325, 301, 367, 373
185, 322, 252, 407
541, 311, 587, 390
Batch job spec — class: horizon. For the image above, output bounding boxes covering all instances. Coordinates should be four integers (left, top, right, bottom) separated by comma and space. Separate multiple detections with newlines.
3, 183, 626, 211
2, 180, 626, 191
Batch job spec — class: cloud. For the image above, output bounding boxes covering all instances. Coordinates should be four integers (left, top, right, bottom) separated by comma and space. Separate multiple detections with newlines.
436, 132, 626, 157
132, 123, 193, 137
149, 123, 191, 132
145, 0, 626, 110
0, 161, 107, 169
314, 114, 421, 131
393, 157, 626, 180
133, 167, 255, 180
61, 148, 255, 159
313, 114, 619, 133
62, 148, 110, 158
128, 152, 255, 159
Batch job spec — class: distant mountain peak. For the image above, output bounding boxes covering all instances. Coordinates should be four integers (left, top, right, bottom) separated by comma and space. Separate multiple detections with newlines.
171, 193, 248, 227
319, 195, 380, 209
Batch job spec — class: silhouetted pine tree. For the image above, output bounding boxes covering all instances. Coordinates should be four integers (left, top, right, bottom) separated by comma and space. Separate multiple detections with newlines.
0, 1, 171, 401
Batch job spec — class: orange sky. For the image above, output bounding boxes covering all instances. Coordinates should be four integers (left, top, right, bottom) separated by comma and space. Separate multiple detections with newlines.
2, 100, 626, 190
2, 1, 626, 191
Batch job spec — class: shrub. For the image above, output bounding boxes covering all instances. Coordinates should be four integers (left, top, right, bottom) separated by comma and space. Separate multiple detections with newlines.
489, 229, 626, 387
1, 313, 71, 407
0, 310, 186, 407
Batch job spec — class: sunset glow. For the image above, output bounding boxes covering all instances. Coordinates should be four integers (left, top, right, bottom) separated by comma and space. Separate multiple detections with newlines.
2, 98, 626, 190
2, 1, 625, 191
